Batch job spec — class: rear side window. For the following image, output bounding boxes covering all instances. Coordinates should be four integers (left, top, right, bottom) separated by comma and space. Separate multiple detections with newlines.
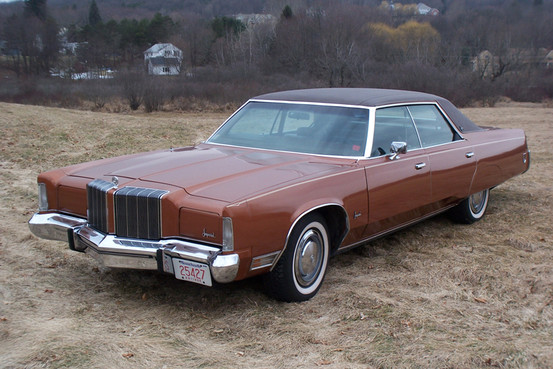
407, 105, 457, 147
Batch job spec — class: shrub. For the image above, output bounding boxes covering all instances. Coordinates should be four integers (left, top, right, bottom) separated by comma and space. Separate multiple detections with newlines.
120, 71, 145, 110
143, 77, 167, 112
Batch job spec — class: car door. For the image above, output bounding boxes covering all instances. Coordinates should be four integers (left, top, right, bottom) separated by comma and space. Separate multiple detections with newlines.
407, 104, 476, 210
364, 106, 432, 238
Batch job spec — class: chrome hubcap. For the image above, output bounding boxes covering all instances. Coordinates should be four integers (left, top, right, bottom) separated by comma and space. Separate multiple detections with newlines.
294, 229, 323, 287
469, 190, 487, 214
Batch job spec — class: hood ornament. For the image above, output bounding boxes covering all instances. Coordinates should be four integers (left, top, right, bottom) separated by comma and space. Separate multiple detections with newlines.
111, 176, 119, 187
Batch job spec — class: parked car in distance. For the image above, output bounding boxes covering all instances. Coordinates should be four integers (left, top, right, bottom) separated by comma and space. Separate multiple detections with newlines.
29, 88, 530, 301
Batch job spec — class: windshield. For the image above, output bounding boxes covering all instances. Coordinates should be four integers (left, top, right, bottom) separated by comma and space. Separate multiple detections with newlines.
207, 101, 370, 157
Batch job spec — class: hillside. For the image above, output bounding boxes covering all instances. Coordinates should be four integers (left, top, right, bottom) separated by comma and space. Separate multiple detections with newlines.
1, 0, 552, 106
1, 0, 552, 24
0, 102, 552, 368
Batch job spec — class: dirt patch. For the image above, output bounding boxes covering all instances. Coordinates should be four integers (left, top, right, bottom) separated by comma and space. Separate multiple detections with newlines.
1, 102, 552, 368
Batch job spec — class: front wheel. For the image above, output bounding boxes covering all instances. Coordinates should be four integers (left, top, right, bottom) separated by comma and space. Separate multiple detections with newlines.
448, 189, 490, 224
264, 214, 330, 302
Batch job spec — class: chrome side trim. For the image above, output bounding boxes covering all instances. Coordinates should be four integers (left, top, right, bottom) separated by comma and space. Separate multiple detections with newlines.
336, 204, 456, 254
250, 251, 280, 271
28, 212, 239, 284
365, 107, 376, 158
205, 142, 367, 160
247, 98, 373, 110
405, 106, 424, 148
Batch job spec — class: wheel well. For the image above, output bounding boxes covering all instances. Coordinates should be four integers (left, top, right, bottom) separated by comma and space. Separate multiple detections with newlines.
313, 205, 348, 255
272, 205, 349, 272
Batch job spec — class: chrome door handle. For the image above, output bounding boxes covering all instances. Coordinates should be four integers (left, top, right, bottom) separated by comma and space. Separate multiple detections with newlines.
465, 152, 475, 158
415, 163, 426, 170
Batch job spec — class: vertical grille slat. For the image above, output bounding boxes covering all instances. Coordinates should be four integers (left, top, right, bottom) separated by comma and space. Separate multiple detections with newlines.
86, 179, 115, 234
114, 188, 128, 238
114, 186, 167, 240
147, 195, 159, 239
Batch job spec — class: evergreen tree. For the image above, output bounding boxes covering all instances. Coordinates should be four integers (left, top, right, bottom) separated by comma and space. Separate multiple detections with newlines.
282, 5, 293, 19
24, 0, 47, 20
211, 16, 245, 39
88, 0, 102, 26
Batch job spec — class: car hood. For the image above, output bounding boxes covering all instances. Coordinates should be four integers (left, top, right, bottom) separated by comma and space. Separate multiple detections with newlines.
64, 144, 351, 203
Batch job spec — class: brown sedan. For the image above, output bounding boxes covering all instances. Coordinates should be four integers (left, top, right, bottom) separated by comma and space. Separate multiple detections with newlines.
29, 88, 530, 301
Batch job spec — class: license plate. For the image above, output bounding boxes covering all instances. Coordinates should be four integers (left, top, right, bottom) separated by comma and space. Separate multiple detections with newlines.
172, 259, 212, 286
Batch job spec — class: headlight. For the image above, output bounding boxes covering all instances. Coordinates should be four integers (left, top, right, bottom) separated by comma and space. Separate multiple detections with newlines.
38, 183, 49, 211
222, 217, 234, 252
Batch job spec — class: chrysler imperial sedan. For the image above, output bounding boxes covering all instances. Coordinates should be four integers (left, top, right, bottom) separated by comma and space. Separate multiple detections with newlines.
29, 88, 530, 301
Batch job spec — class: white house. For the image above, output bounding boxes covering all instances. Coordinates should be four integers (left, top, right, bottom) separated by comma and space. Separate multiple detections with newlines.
144, 43, 183, 76
417, 3, 440, 16
234, 13, 276, 27
472, 50, 500, 78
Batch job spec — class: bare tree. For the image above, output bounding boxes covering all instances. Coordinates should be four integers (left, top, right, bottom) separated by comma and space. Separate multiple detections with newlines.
143, 77, 166, 112
2, 1, 59, 76
314, 7, 369, 86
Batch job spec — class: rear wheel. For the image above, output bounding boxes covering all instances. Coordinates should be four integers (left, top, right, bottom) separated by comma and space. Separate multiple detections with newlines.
449, 189, 490, 224
264, 214, 329, 302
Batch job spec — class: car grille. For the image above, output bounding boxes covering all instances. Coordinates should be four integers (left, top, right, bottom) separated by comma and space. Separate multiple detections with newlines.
113, 186, 168, 240
87, 180, 168, 240
86, 179, 115, 234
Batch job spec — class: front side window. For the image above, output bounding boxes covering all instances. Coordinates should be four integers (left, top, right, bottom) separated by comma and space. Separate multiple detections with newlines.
371, 106, 421, 157
408, 105, 457, 147
208, 101, 369, 157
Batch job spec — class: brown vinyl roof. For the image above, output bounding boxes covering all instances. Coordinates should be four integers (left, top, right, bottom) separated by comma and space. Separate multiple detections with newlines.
254, 88, 483, 132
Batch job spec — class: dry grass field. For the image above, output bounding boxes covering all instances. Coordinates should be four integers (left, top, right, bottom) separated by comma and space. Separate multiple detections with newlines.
0, 101, 552, 368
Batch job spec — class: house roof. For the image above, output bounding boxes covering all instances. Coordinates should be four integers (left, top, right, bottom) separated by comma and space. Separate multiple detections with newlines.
254, 88, 482, 132
144, 43, 182, 55
417, 3, 432, 14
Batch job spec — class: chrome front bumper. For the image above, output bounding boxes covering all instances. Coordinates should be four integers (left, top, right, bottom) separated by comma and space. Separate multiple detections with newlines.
28, 212, 239, 284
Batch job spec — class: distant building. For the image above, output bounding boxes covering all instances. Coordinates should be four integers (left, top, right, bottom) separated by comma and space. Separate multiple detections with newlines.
62, 42, 81, 55
472, 50, 500, 79
472, 48, 553, 78
0, 40, 20, 57
546, 50, 553, 68
144, 43, 183, 76
417, 2, 440, 16
234, 13, 276, 27
379, 2, 439, 16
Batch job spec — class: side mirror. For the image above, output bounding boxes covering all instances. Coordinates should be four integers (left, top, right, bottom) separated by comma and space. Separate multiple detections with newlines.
388, 141, 407, 161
